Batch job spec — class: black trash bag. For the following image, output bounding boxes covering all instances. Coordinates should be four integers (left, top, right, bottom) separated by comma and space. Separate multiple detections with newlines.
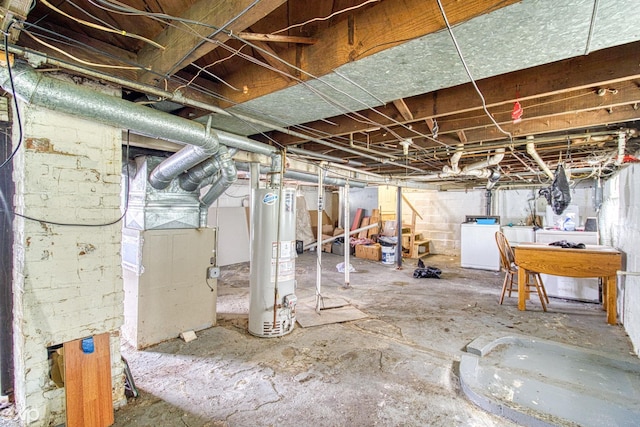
548, 240, 585, 249
539, 164, 572, 215
413, 266, 442, 279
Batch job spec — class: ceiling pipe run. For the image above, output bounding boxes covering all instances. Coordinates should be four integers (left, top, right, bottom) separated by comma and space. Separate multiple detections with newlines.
526, 142, 554, 179
287, 147, 366, 167
0, 60, 221, 190
234, 162, 367, 188
615, 131, 627, 166
410, 148, 505, 182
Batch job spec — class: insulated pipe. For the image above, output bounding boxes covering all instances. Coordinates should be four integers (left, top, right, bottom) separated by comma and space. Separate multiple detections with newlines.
180, 147, 238, 191
217, 129, 278, 158
199, 146, 238, 208
462, 148, 505, 172
234, 162, 367, 188
615, 131, 626, 166
526, 142, 554, 179
442, 145, 464, 174
0, 61, 220, 189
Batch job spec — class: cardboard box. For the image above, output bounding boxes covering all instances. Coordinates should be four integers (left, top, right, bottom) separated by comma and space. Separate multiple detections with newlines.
355, 244, 381, 261
321, 234, 333, 252
309, 210, 332, 238
322, 224, 335, 234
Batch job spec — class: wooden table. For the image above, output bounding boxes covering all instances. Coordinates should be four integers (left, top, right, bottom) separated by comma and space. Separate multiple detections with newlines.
513, 244, 622, 324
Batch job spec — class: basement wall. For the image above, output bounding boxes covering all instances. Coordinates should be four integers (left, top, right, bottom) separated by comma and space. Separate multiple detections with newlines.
601, 163, 640, 356
11, 82, 125, 426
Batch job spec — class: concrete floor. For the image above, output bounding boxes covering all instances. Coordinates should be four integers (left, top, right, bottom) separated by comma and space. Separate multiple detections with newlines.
1, 252, 636, 427
112, 252, 637, 427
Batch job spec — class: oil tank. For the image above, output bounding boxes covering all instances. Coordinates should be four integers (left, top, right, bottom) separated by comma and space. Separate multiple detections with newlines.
248, 187, 297, 337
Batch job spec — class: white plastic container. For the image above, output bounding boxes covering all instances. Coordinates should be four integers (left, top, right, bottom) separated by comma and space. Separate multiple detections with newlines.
381, 245, 395, 264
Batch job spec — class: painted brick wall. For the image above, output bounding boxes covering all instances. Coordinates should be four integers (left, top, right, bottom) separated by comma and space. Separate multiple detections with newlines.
11, 78, 125, 426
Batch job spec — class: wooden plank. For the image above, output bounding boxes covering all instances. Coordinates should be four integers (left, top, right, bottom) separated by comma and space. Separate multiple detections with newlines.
351, 208, 364, 231
392, 98, 414, 121
368, 208, 380, 237
64, 333, 113, 427
238, 32, 318, 44
137, 0, 287, 85
265, 41, 640, 145
215, 0, 519, 107
358, 217, 370, 238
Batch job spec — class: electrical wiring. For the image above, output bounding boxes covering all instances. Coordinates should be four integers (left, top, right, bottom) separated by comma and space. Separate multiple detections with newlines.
79, 0, 451, 154
20, 22, 152, 70
66, 0, 122, 32
23, 31, 142, 70
584, 0, 600, 55
39, 0, 165, 50
435, 0, 513, 140
11, 1, 518, 177
271, 0, 381, 35
56, 1, 451, 160
0, 22, 23, 170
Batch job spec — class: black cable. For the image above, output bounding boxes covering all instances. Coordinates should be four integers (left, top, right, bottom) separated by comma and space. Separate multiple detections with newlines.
9, 131, 132, 227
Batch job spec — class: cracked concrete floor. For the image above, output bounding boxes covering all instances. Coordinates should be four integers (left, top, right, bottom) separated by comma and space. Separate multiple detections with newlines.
113, 252, 636, 427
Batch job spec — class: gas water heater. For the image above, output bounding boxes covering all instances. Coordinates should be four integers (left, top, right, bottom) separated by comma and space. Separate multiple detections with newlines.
249, 187, 297, 337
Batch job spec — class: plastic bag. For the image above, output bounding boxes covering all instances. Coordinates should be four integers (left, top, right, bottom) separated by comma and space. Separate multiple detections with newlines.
539, 164, 571, 215
336, 262, 356, 273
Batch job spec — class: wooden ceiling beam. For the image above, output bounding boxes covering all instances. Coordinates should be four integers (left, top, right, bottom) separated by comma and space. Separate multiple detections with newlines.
213, 0, 519, 108
251, 41, 294, 83
460, 105, 640, 143
136, 0, 287, 86
238, 32, 318, 44
264, 41, 640, 145
392, 98, 414, 121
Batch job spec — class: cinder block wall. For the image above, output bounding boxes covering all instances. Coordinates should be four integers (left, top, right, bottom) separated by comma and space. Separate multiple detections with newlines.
601, 163, 640, 356
11, 79, 125, 426
403, 189, 483, 255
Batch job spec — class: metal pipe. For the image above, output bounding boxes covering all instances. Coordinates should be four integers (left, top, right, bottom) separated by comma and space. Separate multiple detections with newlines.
287, 147, 365, 167
350, 132, 398, 161
199, 146, 238, 208
315, 167, 324, 313
0, 60, 221, 190
234, 162, 367, 188
396, 186, 402, 269
343, 182, 351, 288
304, 222, 379, 250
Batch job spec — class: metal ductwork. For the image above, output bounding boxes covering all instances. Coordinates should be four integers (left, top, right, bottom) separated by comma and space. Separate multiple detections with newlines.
0, 60, 221, 190
199, 146, 238, 208
235, 162, 367, 188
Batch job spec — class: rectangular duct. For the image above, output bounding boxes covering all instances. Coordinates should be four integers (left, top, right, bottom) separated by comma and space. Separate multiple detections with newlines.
125, 156, 201, 230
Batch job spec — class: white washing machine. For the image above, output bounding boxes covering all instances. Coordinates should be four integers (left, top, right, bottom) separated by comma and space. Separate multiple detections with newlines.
461, 222, 501, 271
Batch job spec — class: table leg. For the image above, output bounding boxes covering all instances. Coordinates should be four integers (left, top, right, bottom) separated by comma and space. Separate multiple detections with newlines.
518, 267, 527, 311
605, 275, 617, 325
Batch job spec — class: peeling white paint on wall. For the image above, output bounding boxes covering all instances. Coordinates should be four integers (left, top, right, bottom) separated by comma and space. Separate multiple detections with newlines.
11, 86, 125, 425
